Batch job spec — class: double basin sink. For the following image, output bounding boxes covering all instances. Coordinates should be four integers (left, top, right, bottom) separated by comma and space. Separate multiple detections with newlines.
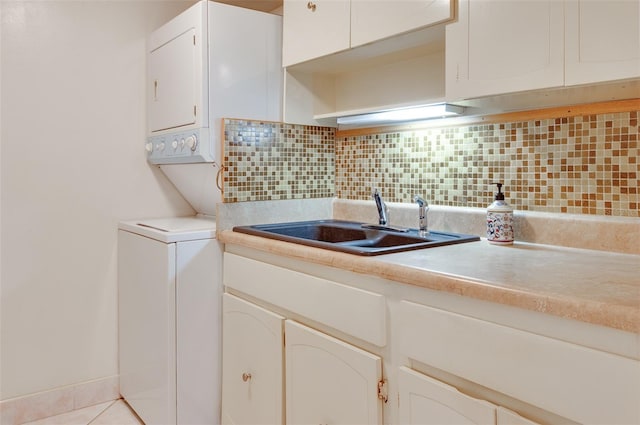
233, 219, 479, 256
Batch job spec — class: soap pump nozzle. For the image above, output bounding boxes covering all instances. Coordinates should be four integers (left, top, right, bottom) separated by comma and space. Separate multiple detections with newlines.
492, 182, 505, 201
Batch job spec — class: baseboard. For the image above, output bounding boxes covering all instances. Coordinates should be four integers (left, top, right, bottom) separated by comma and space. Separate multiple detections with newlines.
0, 375, 119, 425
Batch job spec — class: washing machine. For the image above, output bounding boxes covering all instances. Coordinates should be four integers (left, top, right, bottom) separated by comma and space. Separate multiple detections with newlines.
118, 216, 222, 424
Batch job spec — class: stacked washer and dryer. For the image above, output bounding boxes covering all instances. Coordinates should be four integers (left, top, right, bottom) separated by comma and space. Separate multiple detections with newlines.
117, 1, 282, 424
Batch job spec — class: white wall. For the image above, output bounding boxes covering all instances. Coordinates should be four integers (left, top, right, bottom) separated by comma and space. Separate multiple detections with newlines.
0, 0, 197, 400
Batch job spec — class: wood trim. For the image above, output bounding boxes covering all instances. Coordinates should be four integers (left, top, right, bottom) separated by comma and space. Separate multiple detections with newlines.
335, 98, 640, 138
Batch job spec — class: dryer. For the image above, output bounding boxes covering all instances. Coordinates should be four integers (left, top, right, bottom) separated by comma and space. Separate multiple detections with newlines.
118, 216, 222, 424
146, 0, 282, 215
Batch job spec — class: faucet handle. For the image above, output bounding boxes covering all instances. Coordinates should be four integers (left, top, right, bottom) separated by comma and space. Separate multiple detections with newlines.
372, 188, 389, 225
413, 195, 429, 235
413, 195, 428, 207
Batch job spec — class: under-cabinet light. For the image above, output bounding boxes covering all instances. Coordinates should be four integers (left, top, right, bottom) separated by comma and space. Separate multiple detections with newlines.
336, 103, 465, 126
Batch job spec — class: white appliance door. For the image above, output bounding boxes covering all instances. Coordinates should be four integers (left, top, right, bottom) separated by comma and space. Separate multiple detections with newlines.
176, 238, 223, 424
148, 28, 198, 133
118, 230, 177, 425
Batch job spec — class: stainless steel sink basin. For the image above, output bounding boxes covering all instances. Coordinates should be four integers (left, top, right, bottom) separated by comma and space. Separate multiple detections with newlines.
233, 220, 480, 256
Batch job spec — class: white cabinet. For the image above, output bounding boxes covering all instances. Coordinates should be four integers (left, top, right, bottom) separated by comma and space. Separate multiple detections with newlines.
221, 294, 285, 425
397, 300, 640, 424
447, 0, 640, 101
565, 0, 640, 85
350, 0, 454, 48
285, 320, 383, 424
223, 252, 387, 347
282, 0, 350, 67
283, 0, 454, 67
446, 0, 564, 100
222, 249, 640, 425
398, 367, 542, 425
398, 367, 495, 424
222, 253, 386, 424
282, 0, 454, 124
497, 407, 541, 425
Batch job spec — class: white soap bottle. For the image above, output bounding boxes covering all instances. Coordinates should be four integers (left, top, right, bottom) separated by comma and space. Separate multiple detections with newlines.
486, 183, 514, 245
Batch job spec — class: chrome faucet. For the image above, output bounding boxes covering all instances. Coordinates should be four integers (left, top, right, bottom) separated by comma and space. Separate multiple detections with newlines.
372, 188, 389, 225
413, 195, 429, 235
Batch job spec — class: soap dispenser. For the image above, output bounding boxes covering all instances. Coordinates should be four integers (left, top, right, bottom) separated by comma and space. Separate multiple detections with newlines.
487, 183, 514, 245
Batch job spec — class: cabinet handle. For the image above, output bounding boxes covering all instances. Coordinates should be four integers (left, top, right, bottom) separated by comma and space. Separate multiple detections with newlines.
242, 372, 252, 382
307, 1, 316, 12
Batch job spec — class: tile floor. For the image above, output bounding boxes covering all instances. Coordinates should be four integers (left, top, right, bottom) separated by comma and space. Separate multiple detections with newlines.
22, 399, 143, 425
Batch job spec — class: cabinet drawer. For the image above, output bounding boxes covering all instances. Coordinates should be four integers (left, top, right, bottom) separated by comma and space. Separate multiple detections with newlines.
224, 253, 387, 347
398, 300, 640, 424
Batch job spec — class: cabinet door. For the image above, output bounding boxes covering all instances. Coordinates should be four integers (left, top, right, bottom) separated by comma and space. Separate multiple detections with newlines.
497, 407, 540, 425
221, 294, 285, 425
148, 28, 198, 133
446, 0, 564, 100
351, 0, 453, 48
565, 0, 640, 85
285, 320, 383, 424
398, 367, 496, 425
282, 0, 350, 66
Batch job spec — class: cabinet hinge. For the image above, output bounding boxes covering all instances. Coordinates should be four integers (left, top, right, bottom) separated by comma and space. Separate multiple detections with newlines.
377, 379, 388, 403
194, 105, 197, 117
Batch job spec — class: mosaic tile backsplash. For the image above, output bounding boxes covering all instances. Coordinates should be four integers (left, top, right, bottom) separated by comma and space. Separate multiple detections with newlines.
223, 119, 335, 203
336, 111, 639, 217
223, 110, 639, 218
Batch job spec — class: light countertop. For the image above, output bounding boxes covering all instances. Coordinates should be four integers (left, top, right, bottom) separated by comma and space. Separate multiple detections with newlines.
220, 230, 640, 333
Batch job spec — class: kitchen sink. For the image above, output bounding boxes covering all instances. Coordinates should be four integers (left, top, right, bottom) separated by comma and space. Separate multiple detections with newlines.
233, 220, 480, 256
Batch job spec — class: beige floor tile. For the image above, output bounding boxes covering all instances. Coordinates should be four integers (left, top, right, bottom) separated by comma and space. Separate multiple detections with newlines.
21, 401, 113, 425
90, 400, 143, 425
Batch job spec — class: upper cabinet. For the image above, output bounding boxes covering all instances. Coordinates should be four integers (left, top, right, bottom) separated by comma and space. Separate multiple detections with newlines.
282, 0, 454, 125
283, 0, 454, 67
350, 0, 454, 49
282, 0, 350, 67
447, 0, 640, 101
565, 0, 640, 85
445, 0, 564, 100
283, 0, 639, 126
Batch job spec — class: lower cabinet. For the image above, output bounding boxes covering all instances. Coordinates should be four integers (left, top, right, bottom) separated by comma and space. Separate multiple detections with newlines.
398, 367, 540, 425
496, 407, 540, 425
398, 367, 495, 424
221, 294, 285, 425
286, 320, 383, 425
222, 292, 383, 425
221, 251, 639, 425
397, 300, 640, 424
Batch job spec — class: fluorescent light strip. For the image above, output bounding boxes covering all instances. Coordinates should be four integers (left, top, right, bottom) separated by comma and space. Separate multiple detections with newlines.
337, 103, 465, 126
